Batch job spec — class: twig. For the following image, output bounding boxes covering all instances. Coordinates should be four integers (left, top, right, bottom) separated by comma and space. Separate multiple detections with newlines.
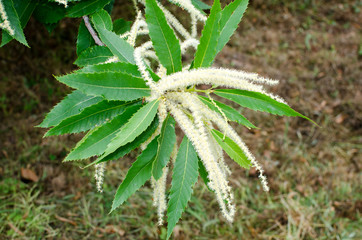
82, 16, 105, 46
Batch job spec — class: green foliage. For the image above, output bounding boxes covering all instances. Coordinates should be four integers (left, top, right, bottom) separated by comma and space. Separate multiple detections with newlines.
145, 0, 182, 74
193, 0, 221, 68
66, 0, 112, 18
111, 137, 158, 212
167, 137, 199, 240
152, 114, 176, 180
76, 21, 96, 55
0, 0, 28, 46
56, 72, 151, 101
74, 46, 113, 67
211, 129, 251, 169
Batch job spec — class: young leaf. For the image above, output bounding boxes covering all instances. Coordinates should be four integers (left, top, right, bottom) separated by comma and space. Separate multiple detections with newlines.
44, 100, 136, 137
214, 89, 314, 122
38, 90, 102, 128
198, 95, 256, 128
211, 129, 251, 169
91, 9, 113, 31
56, 72, 151, 101
76, 21, 96, 56
64, 104, 142, 161
216, 0, 248, 55
167, 136, 199, 240
152, 114, 176, 180
74, 45, 113, 67
84, 116, 159, 167
111, 137, 158, 212
1, 0, 36, 47
145, 0, 182, 74
66, 0, 112, 18
0, 0, 28, 47
92, 22, 135, 64
193, 0, 221, 68
99, 99, 160, 160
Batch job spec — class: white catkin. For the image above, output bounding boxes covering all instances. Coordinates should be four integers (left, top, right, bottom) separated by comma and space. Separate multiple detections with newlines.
127, 11, 144, 47
166, 97, 235, 222
0, 0, 14, 36
191, 13, 197, 38
152, 167, 169, 225
167, 0, 207, 22
181, 38, 199, 54
94, 163, 106, 193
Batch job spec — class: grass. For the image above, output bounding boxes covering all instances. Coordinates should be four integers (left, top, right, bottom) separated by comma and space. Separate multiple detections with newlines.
0, 0, 361, 239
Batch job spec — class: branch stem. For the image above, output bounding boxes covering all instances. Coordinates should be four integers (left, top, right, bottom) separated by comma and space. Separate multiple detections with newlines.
82, 16, 105, 46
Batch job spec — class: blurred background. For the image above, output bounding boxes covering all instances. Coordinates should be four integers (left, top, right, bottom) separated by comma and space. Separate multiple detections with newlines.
0, 0, 361, 239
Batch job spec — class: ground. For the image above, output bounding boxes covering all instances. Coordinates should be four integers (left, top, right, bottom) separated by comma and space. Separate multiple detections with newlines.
0, 0, 361, 239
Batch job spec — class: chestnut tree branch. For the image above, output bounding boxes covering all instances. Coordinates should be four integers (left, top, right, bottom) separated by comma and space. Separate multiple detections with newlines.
82, 15, 105, 46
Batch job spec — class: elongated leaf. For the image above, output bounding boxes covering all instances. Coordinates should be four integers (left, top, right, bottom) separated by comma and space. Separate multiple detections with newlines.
152, 115, 176, 180
67, 0, 111, 17
56, 72, 150, 101
38, 90, 102, 128
92, 24, 135, 64
91, 9, 112, 31
1, 0, 36, 47
74, 45, 113, 67
84, 116, 159, 167
111, 137, 158, 212
45, 100, 136, 136
64, 104, 142, 161
193, 0, 221, 68
145, 0, 182, 74
76, 21, 95, 55
211, 129, 251, 169
0, 0, 28, 46
198, 96, 256, 128
78, 62, 141, 77
214, 89, 314, 122
167, 136, 198, 240
99, 99, 160, 160
216, 0, 248, 54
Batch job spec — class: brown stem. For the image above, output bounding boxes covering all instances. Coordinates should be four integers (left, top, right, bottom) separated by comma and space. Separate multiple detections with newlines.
82, 16, 105, 46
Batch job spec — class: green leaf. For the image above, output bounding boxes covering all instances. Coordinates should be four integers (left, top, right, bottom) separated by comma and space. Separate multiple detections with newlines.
33, 2, 66, 24
145, 0, 182, 74
84, 116, 159, 167
56, 72, 150, 101
1, 0, 36, 47
74, 45, 113, 67
198, 159, 213, 192
113, 18, 131, 35
167, 136, 199, 240
99, 99, 160, 160
104, 0, 115, 14
91, 9, 112, 31
211, 129, 251, 169
214, 89, 314, 123
44, 100, 137, 137
191, 0, 211, 10
38, 90, 102, 128
92, 24, 135, 64
152, 114, 176, 180
0, 0, 28, 47
111, 137, 158, 212
64, 104, 142, 161
216, 0, 248, 54
66, 0, 112, 18
193, 0, 221, 68
78, 62, 141, 77
198, 95, 256, 128
76, 21, 96, 55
